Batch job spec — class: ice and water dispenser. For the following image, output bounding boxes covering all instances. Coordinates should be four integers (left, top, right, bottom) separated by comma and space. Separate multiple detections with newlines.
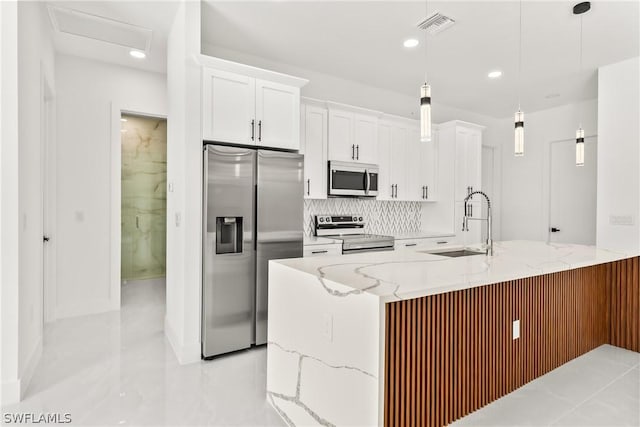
216, 217, 243, 254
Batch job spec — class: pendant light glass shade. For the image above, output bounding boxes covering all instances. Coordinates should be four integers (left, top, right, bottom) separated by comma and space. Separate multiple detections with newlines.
514, 110, 524, 156
420, 83, 432, 142
576, 128, 585, 166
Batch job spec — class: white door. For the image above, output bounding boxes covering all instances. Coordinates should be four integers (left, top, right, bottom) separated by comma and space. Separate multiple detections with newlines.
255, 79, 299, 150
481, 146, 496, 241
549, 137, 597, 244
353, 113, 378, 164
202, 68, 256, 144
302, 104, 327, 199
328, 109, 355, 162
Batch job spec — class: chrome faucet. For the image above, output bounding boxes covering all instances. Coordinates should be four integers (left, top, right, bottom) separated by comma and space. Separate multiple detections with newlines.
462, 191, 493, 256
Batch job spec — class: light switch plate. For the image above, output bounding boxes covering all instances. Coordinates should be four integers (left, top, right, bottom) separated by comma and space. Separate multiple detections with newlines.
513, 319, 520, 340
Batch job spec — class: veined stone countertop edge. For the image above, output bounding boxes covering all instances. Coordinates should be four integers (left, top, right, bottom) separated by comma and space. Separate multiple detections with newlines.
273, 240, 638, 303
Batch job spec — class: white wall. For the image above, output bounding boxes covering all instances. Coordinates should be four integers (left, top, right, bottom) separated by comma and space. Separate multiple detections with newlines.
1, 1, 55, 404
499, 99, 598, 241
1, 0, 21, 405
55, 55, 167, 319
597, 57, 640, 253
165, 0, 202, 364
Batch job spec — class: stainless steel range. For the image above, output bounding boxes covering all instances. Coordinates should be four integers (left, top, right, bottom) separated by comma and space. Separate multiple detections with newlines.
314, 215, 394, 254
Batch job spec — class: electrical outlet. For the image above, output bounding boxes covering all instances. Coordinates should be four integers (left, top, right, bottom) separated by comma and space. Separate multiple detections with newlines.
168, 182, 174, 192
322, 313, 333, 342
175, 212, 181, 227
513, 319, 520, 340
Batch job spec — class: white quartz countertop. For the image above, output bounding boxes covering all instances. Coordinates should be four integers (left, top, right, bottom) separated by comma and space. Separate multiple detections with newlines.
274, 240, 638, 303
393, 231, 456, 240
303, 235, 342, 246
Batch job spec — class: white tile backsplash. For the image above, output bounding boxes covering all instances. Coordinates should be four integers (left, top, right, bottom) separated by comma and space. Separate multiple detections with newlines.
303, 199, 422, 236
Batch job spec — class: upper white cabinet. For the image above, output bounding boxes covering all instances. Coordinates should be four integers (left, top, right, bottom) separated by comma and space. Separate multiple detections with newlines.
378, 119, 407, 200
328, 104, 378, 164
200, 58, 307, 150
379, 117, 438, 202
300, 100, 328, 199
438, 121, 484, 201
202, 68, 256, 145
255, 80, 300, 150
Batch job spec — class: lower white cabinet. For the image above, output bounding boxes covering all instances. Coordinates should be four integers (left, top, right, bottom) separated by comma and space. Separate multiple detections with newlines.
303, 244, 341, 257
395, 236, 454, 250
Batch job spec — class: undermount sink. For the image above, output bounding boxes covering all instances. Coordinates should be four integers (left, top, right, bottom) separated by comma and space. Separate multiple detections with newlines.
429, 249, 486, 258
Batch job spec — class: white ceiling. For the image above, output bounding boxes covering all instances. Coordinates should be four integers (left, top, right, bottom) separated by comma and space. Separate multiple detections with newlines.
46, 1, 179, 73
201, 1, 640, 118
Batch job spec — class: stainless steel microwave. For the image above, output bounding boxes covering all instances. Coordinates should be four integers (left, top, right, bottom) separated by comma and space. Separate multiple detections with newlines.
328, 161, 379, 197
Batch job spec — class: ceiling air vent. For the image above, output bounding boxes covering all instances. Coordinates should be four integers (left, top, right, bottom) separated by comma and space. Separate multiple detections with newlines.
48, 5, 152, 52
417, 12, 456, 35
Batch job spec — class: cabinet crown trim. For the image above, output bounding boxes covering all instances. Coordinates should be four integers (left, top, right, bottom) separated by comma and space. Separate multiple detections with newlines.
438, 120, 485, 131
325, 101, 383, 117
197, 54, 309, 88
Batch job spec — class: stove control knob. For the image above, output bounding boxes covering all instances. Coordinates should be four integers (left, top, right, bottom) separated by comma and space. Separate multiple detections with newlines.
353, 216, 357, 222
326, 216, 331, 222
319, 217, 324, 223
358, 217, 363, 222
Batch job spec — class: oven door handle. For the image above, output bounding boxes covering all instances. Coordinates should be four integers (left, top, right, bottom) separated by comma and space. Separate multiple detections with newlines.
364, 169, 370, 195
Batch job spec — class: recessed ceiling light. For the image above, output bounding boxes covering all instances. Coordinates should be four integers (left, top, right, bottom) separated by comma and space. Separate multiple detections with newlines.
403, 38, 419, 48
488, 70, 502, 79
129, 50, 146, 59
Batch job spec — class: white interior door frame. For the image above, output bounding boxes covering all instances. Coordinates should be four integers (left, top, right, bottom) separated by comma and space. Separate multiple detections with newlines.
544, 134, 597, 243
481, 144, 502, 241
41, 65, 56, 323
110, 103, 167, 310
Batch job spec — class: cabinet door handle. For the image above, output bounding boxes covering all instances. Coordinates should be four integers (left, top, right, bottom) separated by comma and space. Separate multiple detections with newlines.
356, 145, 359, 160
437, 241, 448, 245
351, 144, 355, 160
470, 204, 473, 217
258, 120, 262, 141
251, 119, 255, 141
425, 185, 428, 199
307, 179, 310, 196
404, 243, 417, 247
394, 184, 398, 198
312, 250, 328, 254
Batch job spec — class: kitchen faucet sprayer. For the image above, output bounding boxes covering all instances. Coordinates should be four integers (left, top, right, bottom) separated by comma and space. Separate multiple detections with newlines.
462, 191, 493, 256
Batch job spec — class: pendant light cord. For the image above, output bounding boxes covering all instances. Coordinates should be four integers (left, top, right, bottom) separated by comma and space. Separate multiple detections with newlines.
579, 14, 583, 128
424, 0, 428, 83
517, 0, 522, 111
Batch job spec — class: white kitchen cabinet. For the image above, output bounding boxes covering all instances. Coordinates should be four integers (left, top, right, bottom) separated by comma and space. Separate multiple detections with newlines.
202, 67, 301, 150
452, 124, 483, 201
303, 243, 341, 257
202, 68, 256, 145
255, 80, 300, 150
395, 236, 454, 250
405, 125, 438, 202
300, 101, 328, 199
328, 105, 378, 164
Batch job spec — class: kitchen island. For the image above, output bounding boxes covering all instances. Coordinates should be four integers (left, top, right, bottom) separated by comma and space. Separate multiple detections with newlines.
266, 241, 639, 427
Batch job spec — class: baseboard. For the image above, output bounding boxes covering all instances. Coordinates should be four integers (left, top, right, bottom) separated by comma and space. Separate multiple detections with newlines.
1, 337, 43, 405
1, 380, 20, 405
55, 299, 117, 320
20, 337, 43, 399
164, 315, 201, 365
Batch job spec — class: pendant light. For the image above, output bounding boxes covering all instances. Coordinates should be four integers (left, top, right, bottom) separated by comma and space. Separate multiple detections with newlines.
574, 2, 590, 166
420, 0, 432, 142
514, 0, 524, 156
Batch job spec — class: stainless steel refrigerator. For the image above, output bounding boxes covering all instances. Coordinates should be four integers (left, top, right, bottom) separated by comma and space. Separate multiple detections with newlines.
202, 144, 303, 358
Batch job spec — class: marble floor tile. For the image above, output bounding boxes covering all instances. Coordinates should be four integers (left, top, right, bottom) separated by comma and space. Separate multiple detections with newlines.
2, 279, 284, 427
453, 345, 640, 427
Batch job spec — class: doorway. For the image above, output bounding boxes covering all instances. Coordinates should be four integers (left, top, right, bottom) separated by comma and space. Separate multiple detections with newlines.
548, 136, 597, 244
120, 114, 167, 308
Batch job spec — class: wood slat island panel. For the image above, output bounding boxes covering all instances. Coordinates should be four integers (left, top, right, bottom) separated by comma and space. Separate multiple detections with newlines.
384, 257, 639, 427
